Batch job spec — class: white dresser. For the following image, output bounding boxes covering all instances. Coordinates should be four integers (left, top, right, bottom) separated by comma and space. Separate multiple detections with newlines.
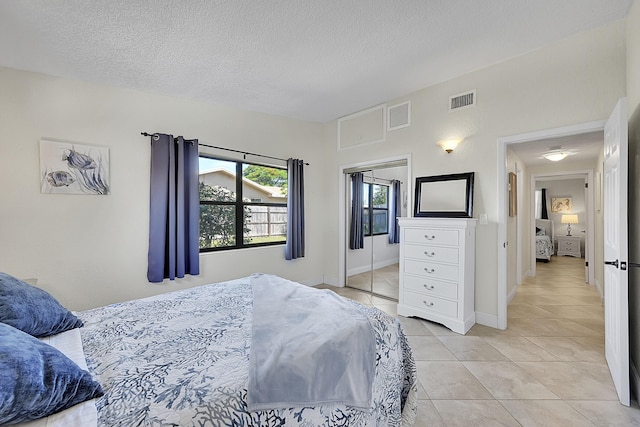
397, 217, 477, 334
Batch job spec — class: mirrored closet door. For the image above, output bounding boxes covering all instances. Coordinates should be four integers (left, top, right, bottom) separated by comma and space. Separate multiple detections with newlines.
345, 164, 407, 301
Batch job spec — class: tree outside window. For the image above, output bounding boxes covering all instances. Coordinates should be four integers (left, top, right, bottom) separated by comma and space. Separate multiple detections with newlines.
363, 183, 389, 236
199, 157, 287, 251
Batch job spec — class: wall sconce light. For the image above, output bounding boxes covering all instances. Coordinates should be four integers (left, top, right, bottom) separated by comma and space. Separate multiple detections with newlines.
438, 138, 462, 153
561, 214, 578, 236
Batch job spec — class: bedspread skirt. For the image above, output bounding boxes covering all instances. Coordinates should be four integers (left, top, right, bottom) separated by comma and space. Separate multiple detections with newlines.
79, 275, 417, 426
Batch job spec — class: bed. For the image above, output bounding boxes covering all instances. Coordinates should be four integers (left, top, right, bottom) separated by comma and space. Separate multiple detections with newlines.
1, 272, 417, 427
535, 218, 555, 261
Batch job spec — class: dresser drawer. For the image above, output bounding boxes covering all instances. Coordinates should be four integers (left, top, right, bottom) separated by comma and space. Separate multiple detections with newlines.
404, 228, 459, 246
403, 290, 458, 317
403, 275, 458, 300
404, 259, 459, 282
404, 244, 459, 264
558, 241, 578, 250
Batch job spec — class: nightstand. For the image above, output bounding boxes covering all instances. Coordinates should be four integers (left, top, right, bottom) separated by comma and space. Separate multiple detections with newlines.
557, 235, 581, 257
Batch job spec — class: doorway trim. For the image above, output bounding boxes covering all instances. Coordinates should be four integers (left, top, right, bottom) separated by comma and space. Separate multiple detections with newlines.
338, 154, 412, 286
497, 120, 605, 329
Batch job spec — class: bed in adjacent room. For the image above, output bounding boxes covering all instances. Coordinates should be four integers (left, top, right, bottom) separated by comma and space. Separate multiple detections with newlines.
1, 272, 417, 427
535, 218, 555, 262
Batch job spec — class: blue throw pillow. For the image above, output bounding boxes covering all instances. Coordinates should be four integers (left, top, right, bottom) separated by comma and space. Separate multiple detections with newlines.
0, 323, 104, 424
0, 272, 83, 337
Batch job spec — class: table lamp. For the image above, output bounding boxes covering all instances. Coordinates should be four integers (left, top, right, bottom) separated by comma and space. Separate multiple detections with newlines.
561, 214, 578, 236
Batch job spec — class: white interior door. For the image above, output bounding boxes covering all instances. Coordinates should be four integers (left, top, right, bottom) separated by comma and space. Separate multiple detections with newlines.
603, 97, 629, 406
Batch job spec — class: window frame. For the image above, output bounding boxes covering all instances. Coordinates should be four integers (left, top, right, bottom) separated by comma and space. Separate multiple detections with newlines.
199, 156, 288, 252
363, 182, 390, 237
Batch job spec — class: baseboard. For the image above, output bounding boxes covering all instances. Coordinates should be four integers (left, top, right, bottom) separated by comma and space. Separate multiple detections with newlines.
319, 274, 340, 287
347, 265, 372, 276
475, 312, 498, 329
347, 257, 399, 276
594, 278, 604, 300
300, 276, 328, 287
507, 284, 519, 305
631, 358, 640, 403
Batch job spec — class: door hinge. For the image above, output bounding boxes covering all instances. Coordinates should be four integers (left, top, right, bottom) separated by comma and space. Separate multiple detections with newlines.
585, 261, 589, 267
585, 183, 588, 188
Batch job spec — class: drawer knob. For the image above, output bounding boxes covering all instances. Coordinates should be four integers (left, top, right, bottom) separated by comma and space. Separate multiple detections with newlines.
423, 301, 435, 307
424, 268, 435, 274
424, 235, 436, 240
424, 251, 435, 257
423, 284, 435, 290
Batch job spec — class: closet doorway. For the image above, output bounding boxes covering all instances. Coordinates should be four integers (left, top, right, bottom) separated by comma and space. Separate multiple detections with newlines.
341, 157, 410, 301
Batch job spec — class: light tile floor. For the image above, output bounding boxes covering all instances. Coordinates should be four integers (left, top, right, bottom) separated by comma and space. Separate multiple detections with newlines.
318, 256, 640, 426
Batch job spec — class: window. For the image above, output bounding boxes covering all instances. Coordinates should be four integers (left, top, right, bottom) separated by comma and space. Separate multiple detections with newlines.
363, 182, 389, 236
199, 157, 287, 252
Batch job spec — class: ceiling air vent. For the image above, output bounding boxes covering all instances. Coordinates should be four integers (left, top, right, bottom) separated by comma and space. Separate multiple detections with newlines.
449, 90, 476, 111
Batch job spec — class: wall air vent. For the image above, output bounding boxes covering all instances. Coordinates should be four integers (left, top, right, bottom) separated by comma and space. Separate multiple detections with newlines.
449, 90, 476, 111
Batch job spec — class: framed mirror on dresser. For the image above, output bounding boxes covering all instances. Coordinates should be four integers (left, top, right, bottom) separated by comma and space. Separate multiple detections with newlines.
414, 172, 474, 218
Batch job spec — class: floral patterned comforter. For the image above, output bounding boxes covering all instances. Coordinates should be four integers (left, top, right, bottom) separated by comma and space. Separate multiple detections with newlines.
78, 275, 417, 427
536, 234, 554, 259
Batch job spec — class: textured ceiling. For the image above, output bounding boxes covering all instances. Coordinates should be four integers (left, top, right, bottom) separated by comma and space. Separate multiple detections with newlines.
0, 0, 632, 122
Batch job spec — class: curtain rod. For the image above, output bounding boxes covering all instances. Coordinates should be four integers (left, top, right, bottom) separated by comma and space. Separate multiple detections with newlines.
141, 132, 309, 165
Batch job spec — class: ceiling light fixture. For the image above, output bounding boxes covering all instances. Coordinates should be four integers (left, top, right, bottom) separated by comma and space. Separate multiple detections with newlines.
541, 146, 570, 162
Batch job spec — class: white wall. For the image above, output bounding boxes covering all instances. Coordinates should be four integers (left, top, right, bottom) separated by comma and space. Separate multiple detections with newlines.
322, 20, 626, 322
0, 67, 325, 310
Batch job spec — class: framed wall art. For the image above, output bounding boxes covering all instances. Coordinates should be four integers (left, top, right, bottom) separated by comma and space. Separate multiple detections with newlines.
551, 197, 572, 213
508, 172, 517, 217
40, 139, 110, 195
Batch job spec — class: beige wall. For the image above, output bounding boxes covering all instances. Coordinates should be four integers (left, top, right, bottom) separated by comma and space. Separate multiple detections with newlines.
0, 67, 325, 310
323, 20, 626, 323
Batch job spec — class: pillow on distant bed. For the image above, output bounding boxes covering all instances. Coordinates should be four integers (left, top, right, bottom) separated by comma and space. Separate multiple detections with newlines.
0, 272, 83, 337
0, 323, 103, 425
535, 227, 546, 236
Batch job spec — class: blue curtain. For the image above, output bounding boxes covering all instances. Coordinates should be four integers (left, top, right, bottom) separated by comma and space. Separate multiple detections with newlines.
147, 134, 200, 282
349, 172, 364, 250
389, 180, 401, 244
541, 188, 549, 219
285, 158, 305, 260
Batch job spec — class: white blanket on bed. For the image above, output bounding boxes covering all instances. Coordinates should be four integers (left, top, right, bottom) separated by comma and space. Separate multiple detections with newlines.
247, 273, 375, 411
